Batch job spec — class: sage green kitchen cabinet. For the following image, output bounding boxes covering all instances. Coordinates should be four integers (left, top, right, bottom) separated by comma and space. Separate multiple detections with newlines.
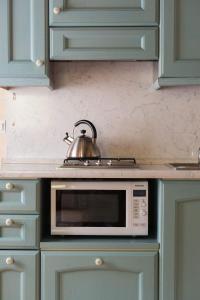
0, 179, 40, 300
49, 0, 158, 26
49, 0, 158, 61
42, 251, 158, 300
0, 0, 51, 87
159, 180, 200, 300
156, 0, 200, 88
0, 215, 40, 249
0, 251, 39, 300
0, 179, 40, 214
50, 27, 158, 61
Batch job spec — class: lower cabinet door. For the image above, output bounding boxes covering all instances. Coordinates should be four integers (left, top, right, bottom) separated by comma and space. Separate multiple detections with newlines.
159, 180, 200, 300
42, 251, 158, 300
0, 251, 39, 300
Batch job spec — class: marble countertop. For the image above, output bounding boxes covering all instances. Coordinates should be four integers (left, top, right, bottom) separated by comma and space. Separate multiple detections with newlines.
1, 162, 200, 179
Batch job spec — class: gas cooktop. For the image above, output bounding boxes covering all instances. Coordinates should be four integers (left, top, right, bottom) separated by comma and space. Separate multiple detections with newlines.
60, 157, 138, 168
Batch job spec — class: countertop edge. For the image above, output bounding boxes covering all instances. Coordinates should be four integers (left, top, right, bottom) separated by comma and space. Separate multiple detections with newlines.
1, 165, 200, 179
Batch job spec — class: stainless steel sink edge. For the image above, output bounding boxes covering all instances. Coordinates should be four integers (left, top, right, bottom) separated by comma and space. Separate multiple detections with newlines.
169, 163, 200, 170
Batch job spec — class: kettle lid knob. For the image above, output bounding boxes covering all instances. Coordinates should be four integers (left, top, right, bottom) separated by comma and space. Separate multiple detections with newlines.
81, 129, 86, 135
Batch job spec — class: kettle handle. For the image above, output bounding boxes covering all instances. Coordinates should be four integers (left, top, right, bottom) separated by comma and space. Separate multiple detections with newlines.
74, 120, 97, 139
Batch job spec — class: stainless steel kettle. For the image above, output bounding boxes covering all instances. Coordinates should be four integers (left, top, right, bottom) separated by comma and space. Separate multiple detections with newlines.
63, 120, 101, 159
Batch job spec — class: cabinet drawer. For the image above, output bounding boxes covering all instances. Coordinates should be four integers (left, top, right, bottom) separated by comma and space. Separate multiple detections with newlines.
42, 251, 158, 300
0, 180, 40, 214
50, 27, 158, 60
49, 0, 158, 26
0, 251, 39, 300
0, 215, 39, 249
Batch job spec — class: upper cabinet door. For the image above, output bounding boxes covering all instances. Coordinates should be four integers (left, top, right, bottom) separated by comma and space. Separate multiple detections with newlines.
0, 0, 50, 87
49, 0, 158, 26
159, 0, 200, 78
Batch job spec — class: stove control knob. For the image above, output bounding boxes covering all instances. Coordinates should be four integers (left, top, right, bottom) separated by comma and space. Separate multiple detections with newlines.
107, 160, 112, 166
95, 258, 103, 266
84, 160, 89, 166
96, 160, 101, 166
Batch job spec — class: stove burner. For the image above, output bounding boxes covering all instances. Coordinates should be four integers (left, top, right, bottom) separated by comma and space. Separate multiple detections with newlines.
60, 157, 137, 168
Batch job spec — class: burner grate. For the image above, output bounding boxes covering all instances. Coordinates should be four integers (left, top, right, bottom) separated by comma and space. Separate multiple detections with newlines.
61, 157, 137, 168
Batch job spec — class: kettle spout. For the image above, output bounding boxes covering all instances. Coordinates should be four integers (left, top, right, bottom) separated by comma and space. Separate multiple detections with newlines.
63, 132, 74, 145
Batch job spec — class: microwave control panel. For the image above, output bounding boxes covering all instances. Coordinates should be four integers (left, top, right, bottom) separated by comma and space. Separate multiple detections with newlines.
132, 182, 148, 235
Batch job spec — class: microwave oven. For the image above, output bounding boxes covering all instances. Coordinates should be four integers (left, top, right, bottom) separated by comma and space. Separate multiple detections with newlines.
51, 181, 148, 236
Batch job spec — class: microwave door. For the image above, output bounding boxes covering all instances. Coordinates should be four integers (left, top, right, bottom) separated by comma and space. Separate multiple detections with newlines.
53, 189, 126, 233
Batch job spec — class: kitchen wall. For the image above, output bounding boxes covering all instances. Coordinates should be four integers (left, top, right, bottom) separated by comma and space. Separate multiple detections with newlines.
1, 61, 200, 163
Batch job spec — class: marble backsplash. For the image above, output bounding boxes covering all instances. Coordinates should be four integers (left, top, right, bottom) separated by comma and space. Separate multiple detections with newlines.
1, 61, 200, 163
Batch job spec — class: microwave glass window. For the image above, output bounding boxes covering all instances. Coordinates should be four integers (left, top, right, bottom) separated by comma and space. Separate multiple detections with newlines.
56, 190, 126, 227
